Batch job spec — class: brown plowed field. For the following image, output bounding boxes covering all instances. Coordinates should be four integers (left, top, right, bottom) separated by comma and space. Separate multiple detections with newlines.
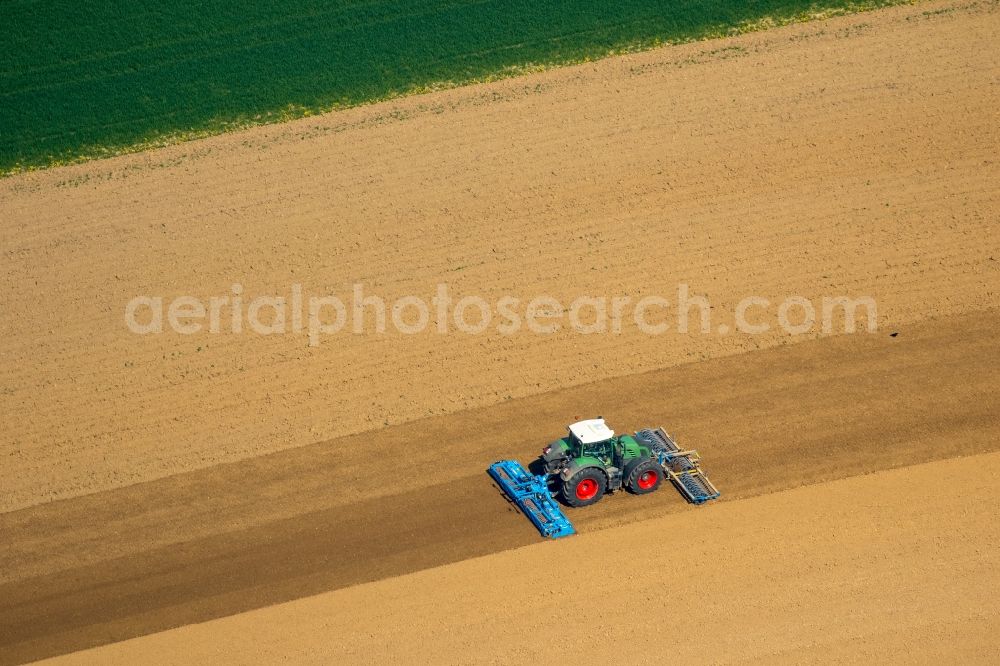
1, 0, 999, 663
2, 310, 998, 664
2, 0, 998, 512
41, 451, 1000, 665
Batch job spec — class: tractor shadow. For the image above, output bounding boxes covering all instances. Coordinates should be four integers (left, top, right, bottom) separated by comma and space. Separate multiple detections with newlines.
526, 456, 576, 507
526, 457, 548, 476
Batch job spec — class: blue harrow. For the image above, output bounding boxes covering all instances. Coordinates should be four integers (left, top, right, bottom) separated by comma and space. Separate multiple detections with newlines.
488, 460, 576, 539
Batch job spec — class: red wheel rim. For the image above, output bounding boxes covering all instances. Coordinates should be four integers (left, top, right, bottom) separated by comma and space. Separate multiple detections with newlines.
637, 470, 658, 490
576, 478, 598, 500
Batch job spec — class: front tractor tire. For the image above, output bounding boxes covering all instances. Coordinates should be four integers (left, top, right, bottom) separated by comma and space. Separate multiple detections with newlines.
562, 468, 607, 507
626, 459, 663, 495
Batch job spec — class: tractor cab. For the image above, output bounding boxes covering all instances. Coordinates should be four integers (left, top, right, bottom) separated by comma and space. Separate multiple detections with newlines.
568, 418, 616, 465
541, 418, 618, 473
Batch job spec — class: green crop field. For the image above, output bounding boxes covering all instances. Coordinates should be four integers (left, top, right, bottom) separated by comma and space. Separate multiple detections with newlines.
2, 0, 906, 175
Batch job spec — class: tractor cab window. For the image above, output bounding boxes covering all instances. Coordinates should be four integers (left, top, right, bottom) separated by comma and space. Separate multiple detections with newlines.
582, 438, 613, 464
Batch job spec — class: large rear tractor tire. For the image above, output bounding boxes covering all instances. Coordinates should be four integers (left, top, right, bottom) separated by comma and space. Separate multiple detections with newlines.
626, 459, 663, 495
562, 468, 607, 507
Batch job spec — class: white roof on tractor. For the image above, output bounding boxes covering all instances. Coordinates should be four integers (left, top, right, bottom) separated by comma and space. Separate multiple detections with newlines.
568, 419, 615, 445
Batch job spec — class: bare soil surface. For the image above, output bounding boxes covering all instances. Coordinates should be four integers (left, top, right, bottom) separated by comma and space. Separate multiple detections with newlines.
41, 452, 1000, 665
1, 0, 998, 663
1, 310, 998, 664
1, 0, 998, 512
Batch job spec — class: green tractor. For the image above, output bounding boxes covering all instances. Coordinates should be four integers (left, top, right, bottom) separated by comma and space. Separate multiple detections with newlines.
539, 418, 720, 507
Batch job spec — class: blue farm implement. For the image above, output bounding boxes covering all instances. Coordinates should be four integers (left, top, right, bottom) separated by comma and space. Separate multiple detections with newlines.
488, 460, 576, 539
490, 419, 720, 538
